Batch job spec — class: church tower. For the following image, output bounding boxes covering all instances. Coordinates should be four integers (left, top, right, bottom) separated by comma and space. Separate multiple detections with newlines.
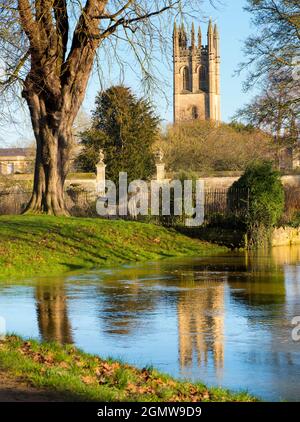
173, 20, 221, 123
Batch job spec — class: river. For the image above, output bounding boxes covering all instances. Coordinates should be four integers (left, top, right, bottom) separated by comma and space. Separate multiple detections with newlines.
0, 246, 300, 401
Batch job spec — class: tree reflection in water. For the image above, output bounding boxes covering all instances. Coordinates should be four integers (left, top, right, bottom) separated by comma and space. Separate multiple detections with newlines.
36, 280, 73, 344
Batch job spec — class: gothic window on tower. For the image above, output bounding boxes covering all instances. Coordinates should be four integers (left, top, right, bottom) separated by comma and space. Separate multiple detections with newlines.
199, 65, 207, 91
182, 67, 189, 92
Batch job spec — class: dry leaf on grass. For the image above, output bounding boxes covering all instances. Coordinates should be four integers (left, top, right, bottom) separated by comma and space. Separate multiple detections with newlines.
81, 375, 97, 385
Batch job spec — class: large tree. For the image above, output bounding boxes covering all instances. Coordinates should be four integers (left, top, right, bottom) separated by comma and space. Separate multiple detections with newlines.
234, 71, 300, 145
239, 0, 300, 95
76, 85, 158, 184
0, 1, 201, 215
236, 0, 300, 152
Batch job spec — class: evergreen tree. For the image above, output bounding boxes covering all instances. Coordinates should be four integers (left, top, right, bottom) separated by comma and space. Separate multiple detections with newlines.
76, 86, 159, 185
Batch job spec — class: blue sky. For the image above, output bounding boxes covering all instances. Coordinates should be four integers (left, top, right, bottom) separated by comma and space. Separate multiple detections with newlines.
0, 1, 258, 147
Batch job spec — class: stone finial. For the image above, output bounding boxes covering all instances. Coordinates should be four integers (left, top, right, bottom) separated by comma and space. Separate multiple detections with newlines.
97, 149, 105, 165
155, 148, 164, 163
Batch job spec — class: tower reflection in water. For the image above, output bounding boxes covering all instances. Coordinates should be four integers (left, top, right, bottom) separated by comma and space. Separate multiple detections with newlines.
177, 271, 225, 376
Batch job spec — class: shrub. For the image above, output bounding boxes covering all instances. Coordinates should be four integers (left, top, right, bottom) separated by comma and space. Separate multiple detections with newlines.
287, 211, 300, 228
229, 161, 285, 247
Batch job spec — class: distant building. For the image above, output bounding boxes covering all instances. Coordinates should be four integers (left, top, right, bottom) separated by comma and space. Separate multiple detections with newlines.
173, 19, 221, 123
0, 148, 34, 175
278, 145, 300, 172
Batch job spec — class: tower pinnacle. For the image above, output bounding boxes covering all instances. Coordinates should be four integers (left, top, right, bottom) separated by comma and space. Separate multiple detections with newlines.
173, 21, 177, 34
191, 22, 195, 50
208, 18, 213, 35
214, 23, 219, 38
207, 18, 214, 52
214, 24, 219, 56
198, 25, 202, 48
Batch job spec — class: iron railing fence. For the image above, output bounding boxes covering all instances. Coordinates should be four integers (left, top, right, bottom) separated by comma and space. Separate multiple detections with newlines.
1, 186, 299, 227
0, 187, 252, 222
0, 190, 96, 217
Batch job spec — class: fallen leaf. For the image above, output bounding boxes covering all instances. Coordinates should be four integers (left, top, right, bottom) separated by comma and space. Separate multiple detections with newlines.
81, 375, 96, 385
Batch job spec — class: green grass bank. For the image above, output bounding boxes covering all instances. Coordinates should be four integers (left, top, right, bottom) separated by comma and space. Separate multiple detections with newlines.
0, 336, 257, 402
0, 215, 226, 280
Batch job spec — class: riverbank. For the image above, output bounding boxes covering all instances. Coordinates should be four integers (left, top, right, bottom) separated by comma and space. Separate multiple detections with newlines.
0, 336, 257, 402
0, 216, 226, 281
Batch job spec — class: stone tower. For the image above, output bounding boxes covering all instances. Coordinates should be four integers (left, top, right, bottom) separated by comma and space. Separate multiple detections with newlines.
173, 20, 221, 123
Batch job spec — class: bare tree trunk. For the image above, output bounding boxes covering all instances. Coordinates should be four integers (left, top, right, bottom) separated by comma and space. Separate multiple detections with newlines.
23, 87, 73, 216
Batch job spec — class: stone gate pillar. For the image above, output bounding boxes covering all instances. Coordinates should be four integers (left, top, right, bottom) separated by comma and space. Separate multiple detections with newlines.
155, 148, 165, 181
96, 149, 106, 196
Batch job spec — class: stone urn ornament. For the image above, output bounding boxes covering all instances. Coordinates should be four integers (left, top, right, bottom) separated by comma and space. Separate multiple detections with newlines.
155, 148, 164, 164
97, 148, 105, 165
155, 148, 165, 181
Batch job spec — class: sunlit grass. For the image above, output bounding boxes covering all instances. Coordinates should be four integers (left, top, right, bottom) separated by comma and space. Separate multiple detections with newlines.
0, 335, 258, 402
0, 215, 226, 281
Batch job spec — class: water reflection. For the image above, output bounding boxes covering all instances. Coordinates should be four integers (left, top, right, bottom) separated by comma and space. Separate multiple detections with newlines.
1, 245, 300, 401
36, 281, 72, 344
95, 269, 159, 335
228, 251, 286, 307
177, 274, 224, 374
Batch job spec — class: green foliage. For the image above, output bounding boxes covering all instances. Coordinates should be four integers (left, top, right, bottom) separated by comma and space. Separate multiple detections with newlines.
75, 129, 107, 173
76, 86, 159, 185
230, 161, 285, 247
228, 121, 255, 133
289, 212, 300, 228
174, 169, 199, 183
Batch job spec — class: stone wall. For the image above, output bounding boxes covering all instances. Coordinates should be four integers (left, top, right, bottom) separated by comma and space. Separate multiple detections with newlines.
202, 176, 239, 190
272, 227, 300, 247
281, 175, 300, 187
65, 179, 96, 191
4, 173, 300, 193
202, 175, 300, 190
